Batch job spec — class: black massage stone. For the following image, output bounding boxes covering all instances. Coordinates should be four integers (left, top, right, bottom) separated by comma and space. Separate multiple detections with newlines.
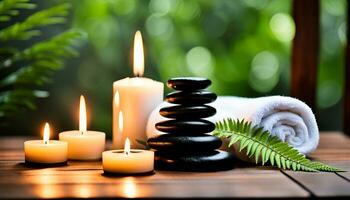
166, 91, 217, 105
154, 150, 235, 172
147, 134, 222, 152
159, 105, 216, 119
147, 77, 235, 171
155, 119, 215, 135
167, 77, 211, 91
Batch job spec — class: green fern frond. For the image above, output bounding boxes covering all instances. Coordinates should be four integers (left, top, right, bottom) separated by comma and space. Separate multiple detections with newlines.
22, 29, 85, 59
0, 29, 85, 118
0, 0, 35, 22
11, 30, 86, 85
0, 3, 70, 41
0, 1, 86, 125
214, 118, 344, 172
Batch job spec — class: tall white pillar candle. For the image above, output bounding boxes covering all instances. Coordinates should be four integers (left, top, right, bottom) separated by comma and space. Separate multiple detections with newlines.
113, 31, 163, 149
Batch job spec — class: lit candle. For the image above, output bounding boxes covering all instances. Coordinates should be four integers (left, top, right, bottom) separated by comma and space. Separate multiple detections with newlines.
24, 122, 67, 164
102, 138, 154, 174
113, 30, 163, 149
59, 95, 106, 160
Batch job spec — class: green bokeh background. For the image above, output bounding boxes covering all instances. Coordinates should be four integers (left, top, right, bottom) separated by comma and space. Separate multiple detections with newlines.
4, 0, 346, 137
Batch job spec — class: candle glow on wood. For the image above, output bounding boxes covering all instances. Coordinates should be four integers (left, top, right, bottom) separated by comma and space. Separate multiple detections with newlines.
79, 95, 87, 134
43, 122, 50, 144
123, 178, 137, 198
133, 30, 144, 77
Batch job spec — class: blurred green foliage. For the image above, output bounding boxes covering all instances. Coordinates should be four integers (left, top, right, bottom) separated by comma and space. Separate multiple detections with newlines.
0, 0, 85, 127
1, 0, 346, 136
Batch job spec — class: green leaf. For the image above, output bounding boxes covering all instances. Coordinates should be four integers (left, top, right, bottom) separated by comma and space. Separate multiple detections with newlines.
0, 0, 35, 22
136, 139, 150, 150
255, 144, 263, 164
214, 118, 344, 172
0, 1, 86, 124
0, 3, 70, 41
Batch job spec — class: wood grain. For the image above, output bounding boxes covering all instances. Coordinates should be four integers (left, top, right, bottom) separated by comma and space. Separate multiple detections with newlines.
283, 133, 350, 197
283, 171, 350, 197
0, 133, 349, 199
308, 132, 350, 161
0, 161, 308, 198
291, 0, 319, 110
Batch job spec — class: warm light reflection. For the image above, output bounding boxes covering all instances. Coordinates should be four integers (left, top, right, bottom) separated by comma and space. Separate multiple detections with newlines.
31, 170, 95, 198
133, 30, 144, 77
124, 138, 130, 155
114, 90, 120, 107
43, 122, 50, 144
36, 184, 62, 198
119, 111, 123, 134
79, 95, 87, 133
74, 185, 92, 198
71, 174, 93, 198
33, 170, 62, 198
123, 178, 137, 198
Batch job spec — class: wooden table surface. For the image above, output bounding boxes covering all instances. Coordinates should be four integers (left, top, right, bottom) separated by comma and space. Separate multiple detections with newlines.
0, 132, 349, 199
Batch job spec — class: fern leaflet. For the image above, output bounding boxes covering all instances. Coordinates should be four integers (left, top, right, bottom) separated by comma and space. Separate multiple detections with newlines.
214, 118, 344, 172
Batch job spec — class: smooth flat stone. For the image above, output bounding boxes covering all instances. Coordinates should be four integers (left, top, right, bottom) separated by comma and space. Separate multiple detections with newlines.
154, 150, 235, 172
155, 120, 215, 134
166, 91, 217, 105
147, 134, 222, 151
159, 105, 216, 119
167, 77, 211, 91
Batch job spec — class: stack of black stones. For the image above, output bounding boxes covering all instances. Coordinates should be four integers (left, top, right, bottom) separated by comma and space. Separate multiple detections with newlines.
147, 77, 235, 171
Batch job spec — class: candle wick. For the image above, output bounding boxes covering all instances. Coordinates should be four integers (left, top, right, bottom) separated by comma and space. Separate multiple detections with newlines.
81, 131, 84, 135
135, 73, 140, 78
44, 141, 48, 144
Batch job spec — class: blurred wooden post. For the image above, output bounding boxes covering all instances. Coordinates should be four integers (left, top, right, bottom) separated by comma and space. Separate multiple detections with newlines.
345, 0, 350, 136
291, 0, 319, 111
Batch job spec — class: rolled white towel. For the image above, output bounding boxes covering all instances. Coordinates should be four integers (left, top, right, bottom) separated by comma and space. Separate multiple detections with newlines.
146, 96, 319, 155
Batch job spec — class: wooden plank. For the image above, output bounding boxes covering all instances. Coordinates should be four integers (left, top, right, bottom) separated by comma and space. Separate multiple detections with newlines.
283, 133, 350, 197
0, 181, 305, 199
316, 132, 350, 149
0, 137, 30, 150
0, 150, 23, 161
324, 161, 350, 181
345, 0, 350, 136
291, 0, 320, 110
283, 171, 350, 197
308, 132, 350, 162
0, 133, 349, 198
0, 161, 309, 198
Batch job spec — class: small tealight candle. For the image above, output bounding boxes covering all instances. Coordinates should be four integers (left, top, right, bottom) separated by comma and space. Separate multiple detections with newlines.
59, 95, 105, 160
24, 123, 67, 165
103, 138, 154, 174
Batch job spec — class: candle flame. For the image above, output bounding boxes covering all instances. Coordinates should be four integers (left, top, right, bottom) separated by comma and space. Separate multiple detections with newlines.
133, 30, 144, 77
124, 137, 130, 155
79, 95, 87, 134
43, 122, 50, 144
